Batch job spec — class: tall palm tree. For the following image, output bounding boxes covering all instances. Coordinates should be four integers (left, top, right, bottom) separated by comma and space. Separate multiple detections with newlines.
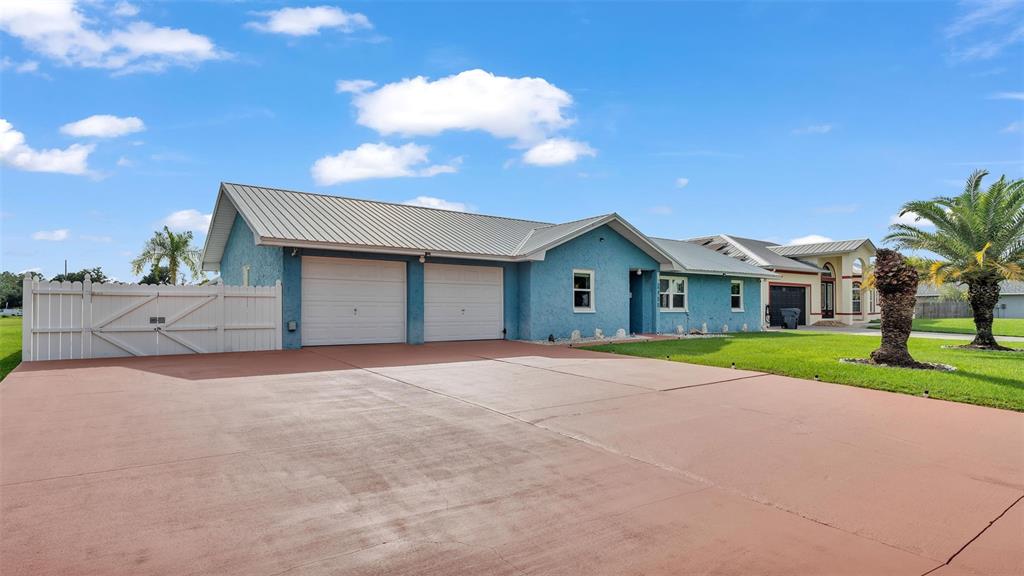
885, 170, 1024, 349
130, 227, 203, 285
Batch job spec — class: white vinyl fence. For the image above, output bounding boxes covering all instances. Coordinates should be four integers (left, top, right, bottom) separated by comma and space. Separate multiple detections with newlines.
22, 277, 282, 361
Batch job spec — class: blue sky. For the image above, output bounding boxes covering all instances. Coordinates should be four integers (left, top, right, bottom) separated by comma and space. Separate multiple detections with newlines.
2, 1, 1022, 281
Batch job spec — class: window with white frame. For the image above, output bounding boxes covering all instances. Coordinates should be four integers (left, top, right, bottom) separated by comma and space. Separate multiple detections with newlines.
730, 280, 743, 311
852, 282, 862, 313
242, 265, 251, 287
659, 276, 687, 310
573, 269, 594, 312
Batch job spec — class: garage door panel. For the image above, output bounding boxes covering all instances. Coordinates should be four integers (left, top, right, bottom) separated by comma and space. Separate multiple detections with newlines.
769, 286, 807, 327
302, 257, 406, 345
424, 264, 502, 342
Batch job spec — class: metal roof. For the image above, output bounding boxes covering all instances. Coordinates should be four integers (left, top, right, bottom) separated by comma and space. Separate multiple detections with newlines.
769, 239, 874, 257
918, 280, 1024, 297
202, 183, 676, 270
688, 235, 823, 273
651, 238, 778, 278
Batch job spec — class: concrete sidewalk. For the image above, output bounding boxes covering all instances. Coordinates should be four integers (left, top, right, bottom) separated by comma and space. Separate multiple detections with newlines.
2, 341, 1021, 575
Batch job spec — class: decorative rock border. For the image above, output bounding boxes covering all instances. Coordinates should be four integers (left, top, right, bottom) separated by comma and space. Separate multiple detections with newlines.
940, 345, 1023, 353
839, 358, 957, 372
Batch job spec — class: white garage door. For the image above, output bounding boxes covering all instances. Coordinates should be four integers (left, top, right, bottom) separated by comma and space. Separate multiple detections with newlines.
424, 264, 504, 342
301, 256, 406, 345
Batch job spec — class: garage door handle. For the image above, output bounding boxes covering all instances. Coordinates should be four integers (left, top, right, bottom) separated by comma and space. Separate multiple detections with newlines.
461, 308, 465, 314
353, 308, 358, 315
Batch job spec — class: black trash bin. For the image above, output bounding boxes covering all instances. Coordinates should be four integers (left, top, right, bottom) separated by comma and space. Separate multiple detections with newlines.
780, 308, 801, 329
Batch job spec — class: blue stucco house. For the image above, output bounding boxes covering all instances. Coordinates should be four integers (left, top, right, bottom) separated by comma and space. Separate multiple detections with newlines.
201, 183, 776, 348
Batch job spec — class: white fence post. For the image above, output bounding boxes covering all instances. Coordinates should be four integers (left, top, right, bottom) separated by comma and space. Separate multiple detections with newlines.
82, 274, 93, 359
22, 277, 33, 362
217, 280, 226, 353
274, 280, 283, 350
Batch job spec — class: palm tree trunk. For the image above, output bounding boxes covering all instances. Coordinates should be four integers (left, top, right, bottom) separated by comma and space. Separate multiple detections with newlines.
966, 279, 1002, 348
169, 260, 178, 285
870, 287, 917, 366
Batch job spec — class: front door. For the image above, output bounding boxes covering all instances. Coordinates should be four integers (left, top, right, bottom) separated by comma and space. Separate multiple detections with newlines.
629, 273, 644, 334
821, 281, 835, 319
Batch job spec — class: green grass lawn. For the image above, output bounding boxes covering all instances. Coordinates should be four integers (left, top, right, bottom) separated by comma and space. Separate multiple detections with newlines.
866, 317, 1024, 338
0, 317, 22, 381
589, 332, 1024, 412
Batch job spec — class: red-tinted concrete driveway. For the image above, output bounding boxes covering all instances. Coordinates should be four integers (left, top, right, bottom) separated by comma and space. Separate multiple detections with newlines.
2, 341, 1021, 575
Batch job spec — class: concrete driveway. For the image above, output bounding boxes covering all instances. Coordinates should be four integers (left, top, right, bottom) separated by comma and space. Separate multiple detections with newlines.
2, 341, 1021, 575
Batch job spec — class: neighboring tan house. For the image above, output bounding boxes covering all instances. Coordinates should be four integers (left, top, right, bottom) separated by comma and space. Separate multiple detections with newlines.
916, 280, 1024, 319
688, 235, 878, 326
200, 183, 775, 348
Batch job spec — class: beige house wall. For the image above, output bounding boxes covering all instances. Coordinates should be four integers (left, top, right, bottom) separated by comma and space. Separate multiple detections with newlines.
761, 244, 879, 327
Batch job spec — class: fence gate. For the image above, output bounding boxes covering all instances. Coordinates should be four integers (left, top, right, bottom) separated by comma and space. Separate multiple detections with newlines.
22, 277, 282, 361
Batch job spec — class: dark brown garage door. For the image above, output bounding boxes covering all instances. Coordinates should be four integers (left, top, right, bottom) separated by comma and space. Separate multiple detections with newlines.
769, 285, 806, 326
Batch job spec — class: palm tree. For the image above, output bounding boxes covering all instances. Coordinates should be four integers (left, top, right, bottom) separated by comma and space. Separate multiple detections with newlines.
885, 170, 1024, 350
130, 227, 203, 285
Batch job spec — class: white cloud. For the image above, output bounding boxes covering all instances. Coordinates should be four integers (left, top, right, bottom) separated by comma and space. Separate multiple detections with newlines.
402, 196, 469, 212
336, 79, 377, 94
989, 91, 1024, 100
14, 60, 38, 73
522, 138, 596, 166
788, 234, 833, 245
675, 177, 690, 188
311, 142, 458, 185
792, 124, 833, 135
1001, 121, 1022, 133
116, 156, 133, 167
0, 1, 225, 73
32, 229, 70, 241
112, 2, 139, 18
353, 69, 575, 143
946, 0, 1024, 61
649, 205, 673, 215
0, 118, 93, 175
60, 114, 144, 138
162, 209, 212, 233
246, 6, 372, 36
890, 211, 935, 227
945, 0, 1020, 38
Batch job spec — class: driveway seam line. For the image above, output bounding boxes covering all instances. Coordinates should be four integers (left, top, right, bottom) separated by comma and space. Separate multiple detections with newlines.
476, 355, 661, 393
474, 352, 769, 392
0, 450, 249, 487
918, 492, 1024, 576
659, 373, 771, 392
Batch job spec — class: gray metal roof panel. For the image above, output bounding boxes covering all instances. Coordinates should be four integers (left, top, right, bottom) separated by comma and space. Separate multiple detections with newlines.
652, 238, 778, 278
515, 215, 610, 255
769, 239, 873, 257
690, 235, 823, 272
222, 183, 550, 257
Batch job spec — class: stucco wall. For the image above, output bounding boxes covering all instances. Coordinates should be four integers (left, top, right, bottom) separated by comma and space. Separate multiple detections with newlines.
519, 225, 659, 340
220, 213, 284, 287
658, 274, 763, 334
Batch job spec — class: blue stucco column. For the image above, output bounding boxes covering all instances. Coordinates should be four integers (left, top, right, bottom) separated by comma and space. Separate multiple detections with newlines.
406, 259, 425, 344
282, 250, 302, 349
